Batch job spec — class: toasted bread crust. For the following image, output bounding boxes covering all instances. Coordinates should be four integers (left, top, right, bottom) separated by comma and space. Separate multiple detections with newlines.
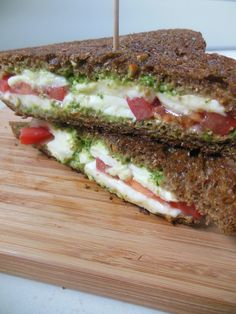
0, 29, 206, 59
10, 121, 236, 234
1, 29, 236, 115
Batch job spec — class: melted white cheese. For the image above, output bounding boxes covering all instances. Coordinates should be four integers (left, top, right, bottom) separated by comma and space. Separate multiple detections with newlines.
157, 92, 225, 116
75, 79, 153, 99
46, 128, 75, 163
89, 142, 176, 201
71, 79, 154, 120
129, 164, 177, 202
72, 94, 136, 120
90, 142, 119, 166
8, 69, 68, 88
2, 92, 53, 110
90, 142, 132, 180
79, 149, 93, 164
84, 160, 181, 218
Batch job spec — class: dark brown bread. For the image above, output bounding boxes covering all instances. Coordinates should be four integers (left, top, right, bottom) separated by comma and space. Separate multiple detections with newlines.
0, 29, 206, 68
1, 29, 236, 114
102, 132, 236, 234
10, 121, 236, 234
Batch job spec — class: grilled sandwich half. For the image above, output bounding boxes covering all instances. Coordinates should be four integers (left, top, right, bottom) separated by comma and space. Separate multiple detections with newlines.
1, 29, 236, 155
10, 119, 236, 234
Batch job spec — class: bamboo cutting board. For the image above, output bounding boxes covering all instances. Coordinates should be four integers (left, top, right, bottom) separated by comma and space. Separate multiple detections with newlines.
0, 108, 235, 314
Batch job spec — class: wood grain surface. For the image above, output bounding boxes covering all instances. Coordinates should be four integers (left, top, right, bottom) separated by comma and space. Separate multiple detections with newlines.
0, 108, 235, 314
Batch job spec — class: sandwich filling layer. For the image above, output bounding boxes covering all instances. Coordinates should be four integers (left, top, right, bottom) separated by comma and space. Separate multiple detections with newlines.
18, 119, 202, 220
1, 70, 236, 139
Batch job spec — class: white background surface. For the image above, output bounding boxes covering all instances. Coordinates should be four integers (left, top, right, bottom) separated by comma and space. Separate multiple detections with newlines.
0, 0, 236, 313
0, 273, 166, 314
0, 0, 236, 50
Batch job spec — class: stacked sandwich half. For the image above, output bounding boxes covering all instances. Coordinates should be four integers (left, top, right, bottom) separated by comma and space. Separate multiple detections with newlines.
0, 29, 235, 234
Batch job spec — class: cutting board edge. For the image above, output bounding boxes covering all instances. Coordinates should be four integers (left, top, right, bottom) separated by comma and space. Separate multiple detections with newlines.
1, 108, 236, 314
0, 252, 234, 314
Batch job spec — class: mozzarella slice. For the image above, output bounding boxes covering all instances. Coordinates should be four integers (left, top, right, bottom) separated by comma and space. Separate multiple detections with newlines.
157, 92, 225, 116
84, 161, 181, 218
8, 69, 68, 88
46, 128, 75, 163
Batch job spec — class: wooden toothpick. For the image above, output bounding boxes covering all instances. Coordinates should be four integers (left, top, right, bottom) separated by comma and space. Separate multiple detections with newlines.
113, 0, 119, 51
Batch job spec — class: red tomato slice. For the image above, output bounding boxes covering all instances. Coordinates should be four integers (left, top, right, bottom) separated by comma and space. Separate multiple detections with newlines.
127, 179, 157, 199
96, 158, 111, 173
20, 127, 53, 145
151, 97, 161, 107
127, 179, 168, 204
170, 201, 202, 219
127, 179, 201, 219
46, 86, 68, 101
0, 74, 13, 92
127, 97, 154, 120
0, 79, 10, 92
2, 74, 13, 80
3, 74, 68, 101
200, 112, 236, 136
153, 104, 166, 116
10, 82, 35, 95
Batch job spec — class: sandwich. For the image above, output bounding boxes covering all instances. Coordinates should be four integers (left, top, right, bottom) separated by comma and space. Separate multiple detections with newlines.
0, 29, 236, 155
10, 119, 236, 234
1, 29, 236, 234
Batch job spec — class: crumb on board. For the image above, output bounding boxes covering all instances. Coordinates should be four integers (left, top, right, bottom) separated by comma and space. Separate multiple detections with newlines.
139, 207, 150, 215
85, 183, 90, 189
109, 196, 113, 200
